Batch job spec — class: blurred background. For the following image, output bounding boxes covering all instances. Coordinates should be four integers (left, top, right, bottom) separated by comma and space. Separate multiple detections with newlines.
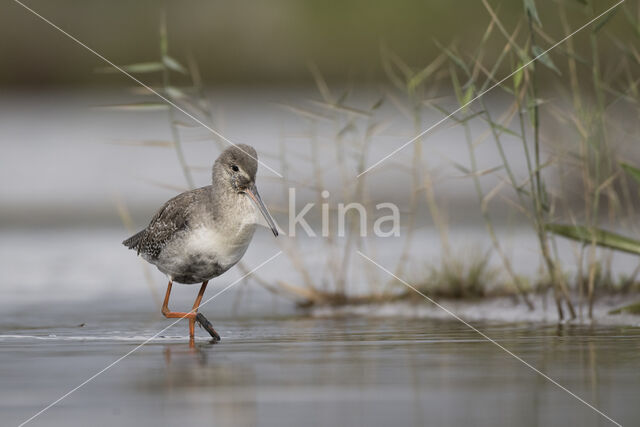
2, 0, 639, 303
3, 0, 632, 88
2, 1, 640, 426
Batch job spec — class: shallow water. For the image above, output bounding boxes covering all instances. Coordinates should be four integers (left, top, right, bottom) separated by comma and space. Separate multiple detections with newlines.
1, 298, 639, 427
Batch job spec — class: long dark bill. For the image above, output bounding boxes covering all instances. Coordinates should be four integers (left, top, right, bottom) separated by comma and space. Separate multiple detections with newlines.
245, 184, 279, 237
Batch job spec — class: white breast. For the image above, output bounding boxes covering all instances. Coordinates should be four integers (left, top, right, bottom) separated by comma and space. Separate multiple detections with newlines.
185, 224, 255, 269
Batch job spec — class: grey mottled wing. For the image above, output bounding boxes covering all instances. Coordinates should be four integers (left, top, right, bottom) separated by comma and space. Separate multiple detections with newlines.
123, 187, 211, 259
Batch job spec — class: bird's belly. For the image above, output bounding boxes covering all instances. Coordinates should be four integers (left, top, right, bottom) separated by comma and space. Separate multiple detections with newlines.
156, 225, 255, 284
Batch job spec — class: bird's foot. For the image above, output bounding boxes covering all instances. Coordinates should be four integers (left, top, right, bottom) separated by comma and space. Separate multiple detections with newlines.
195, 313, 221, 342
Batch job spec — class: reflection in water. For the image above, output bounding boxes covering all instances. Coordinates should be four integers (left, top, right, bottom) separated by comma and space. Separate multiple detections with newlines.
161, 341, 258, 427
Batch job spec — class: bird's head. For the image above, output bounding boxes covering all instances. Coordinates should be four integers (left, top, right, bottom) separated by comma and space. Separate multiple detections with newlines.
213, 144, 278, 237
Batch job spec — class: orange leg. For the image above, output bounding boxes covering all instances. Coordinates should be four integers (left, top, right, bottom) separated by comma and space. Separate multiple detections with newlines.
189, 281, 209, 337
161, 280, 208, 340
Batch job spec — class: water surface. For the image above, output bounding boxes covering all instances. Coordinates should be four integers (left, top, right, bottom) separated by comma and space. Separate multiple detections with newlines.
1, 300, 638, 427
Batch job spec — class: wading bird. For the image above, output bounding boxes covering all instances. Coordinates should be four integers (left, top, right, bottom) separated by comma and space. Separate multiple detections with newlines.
123, 145, 278, 343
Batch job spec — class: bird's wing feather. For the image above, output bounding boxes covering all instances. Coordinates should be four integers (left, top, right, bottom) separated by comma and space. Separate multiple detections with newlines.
136, 187, 211, 259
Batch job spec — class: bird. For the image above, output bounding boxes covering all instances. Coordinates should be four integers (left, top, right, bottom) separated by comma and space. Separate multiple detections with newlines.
123, 144, 278, 344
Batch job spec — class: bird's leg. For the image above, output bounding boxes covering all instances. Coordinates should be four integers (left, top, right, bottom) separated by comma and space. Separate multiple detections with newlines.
161, 280, 220, 342
161, 280, 197, 337
188, 281, 208, 338
192, 281, 221, 342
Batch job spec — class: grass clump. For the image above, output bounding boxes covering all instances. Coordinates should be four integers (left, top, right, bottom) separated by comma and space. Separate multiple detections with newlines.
412, 249, 501, 299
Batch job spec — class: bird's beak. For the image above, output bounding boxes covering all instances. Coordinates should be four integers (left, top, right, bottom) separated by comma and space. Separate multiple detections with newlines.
245, 184, 279, 237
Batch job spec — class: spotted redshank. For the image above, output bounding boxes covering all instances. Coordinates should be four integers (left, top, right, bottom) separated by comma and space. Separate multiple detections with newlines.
123, 144, 278, 343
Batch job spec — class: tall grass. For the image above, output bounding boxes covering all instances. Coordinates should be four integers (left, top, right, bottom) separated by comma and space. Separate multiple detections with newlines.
372, 0, 639, 318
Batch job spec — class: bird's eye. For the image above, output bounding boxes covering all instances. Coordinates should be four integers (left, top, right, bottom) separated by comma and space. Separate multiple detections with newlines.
231, 165, 239, 172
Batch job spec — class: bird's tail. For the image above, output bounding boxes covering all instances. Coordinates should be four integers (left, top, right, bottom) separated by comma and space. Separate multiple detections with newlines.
122, 230, 144, 251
